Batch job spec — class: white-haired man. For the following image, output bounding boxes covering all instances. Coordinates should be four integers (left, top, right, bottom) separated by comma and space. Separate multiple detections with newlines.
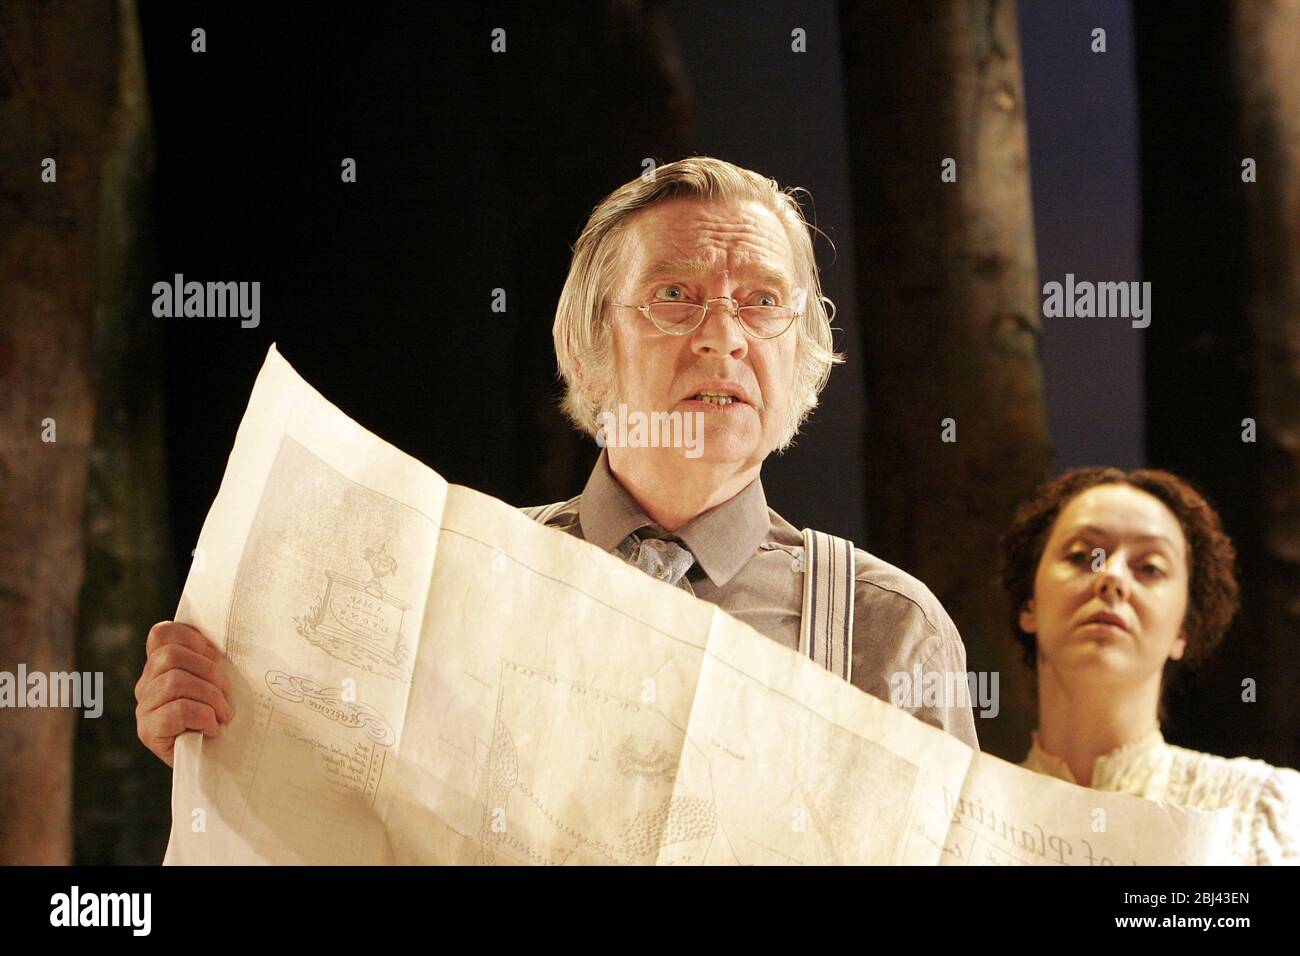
135, 157, 977, 768
529, 157, 976, 747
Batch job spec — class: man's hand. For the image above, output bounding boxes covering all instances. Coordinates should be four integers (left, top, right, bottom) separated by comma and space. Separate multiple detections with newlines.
134, 621, 236, 768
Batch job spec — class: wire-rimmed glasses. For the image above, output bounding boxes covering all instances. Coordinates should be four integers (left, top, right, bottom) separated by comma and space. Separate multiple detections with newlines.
611, 295, 801, 339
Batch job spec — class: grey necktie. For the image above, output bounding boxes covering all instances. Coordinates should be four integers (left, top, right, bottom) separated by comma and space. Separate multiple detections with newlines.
614, 532, 695, 591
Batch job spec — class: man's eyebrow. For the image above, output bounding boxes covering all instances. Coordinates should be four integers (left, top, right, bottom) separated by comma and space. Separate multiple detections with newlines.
638, 257, 791, 290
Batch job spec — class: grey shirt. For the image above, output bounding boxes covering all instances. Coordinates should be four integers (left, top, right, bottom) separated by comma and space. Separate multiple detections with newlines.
527, 450, 980, 750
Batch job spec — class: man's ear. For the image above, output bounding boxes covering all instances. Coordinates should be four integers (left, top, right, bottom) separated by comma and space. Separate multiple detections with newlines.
573, 358, 589, 399
573, 358, 598, 404
575, 359, 613, 411
1018, 599, 1038, 635
1168, 628, 1188, 662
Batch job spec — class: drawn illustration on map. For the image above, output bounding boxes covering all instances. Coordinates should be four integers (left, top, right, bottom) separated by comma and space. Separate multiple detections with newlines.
476, 660, 718, 865
294, 540, 413, 682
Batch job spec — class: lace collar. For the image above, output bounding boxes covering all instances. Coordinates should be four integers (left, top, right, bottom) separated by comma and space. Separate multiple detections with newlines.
1022, 725, 1166, 785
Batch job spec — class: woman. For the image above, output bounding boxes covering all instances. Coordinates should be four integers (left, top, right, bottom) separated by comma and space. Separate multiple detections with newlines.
999, 467, 1298, 865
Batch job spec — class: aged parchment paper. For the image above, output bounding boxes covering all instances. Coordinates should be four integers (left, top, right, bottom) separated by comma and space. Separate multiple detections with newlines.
163, 345, 1231, 865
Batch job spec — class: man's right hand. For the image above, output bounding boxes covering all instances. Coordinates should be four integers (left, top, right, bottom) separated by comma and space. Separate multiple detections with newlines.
135, 621, 236, 768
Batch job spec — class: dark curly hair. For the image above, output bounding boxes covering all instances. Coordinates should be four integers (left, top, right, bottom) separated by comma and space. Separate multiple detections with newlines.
998, 468, 1239, 716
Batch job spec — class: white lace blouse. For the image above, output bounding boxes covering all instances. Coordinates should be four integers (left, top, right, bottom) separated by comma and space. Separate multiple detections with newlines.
1021, 726, 1299, 865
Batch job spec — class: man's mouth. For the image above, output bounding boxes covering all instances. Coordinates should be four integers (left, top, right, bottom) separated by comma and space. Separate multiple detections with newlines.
686, 390, 741, 407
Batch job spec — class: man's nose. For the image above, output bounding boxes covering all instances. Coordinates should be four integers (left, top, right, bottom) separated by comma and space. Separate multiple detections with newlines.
690, 298, 749, 359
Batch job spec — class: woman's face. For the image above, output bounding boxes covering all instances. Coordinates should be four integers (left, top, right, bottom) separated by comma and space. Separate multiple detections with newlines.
1020, 484, 1190, 687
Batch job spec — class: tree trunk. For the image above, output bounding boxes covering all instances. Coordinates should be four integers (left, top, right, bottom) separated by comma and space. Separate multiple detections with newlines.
0, 0, 120, 863
840, 0, 1051, 758
1137, 0, 1300, 766
1236, 0, 1300, 771
72, 0, 175, 864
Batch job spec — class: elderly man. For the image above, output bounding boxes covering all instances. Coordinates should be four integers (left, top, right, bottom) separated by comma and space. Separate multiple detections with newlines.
135, 157, 977, 768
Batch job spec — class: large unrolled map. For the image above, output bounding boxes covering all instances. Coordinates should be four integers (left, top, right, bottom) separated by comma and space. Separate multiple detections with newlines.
163, 345, 1230, 865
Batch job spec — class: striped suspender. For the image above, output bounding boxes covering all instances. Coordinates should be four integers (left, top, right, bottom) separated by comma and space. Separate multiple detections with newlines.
798, 528, 855, 683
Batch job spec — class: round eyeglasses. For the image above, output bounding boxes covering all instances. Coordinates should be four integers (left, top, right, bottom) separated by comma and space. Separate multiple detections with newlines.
611, 295, 801, 340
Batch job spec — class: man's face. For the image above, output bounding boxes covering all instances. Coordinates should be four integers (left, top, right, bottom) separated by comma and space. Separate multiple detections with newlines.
1020, 484, 1190, 689
600, 197, 800, 469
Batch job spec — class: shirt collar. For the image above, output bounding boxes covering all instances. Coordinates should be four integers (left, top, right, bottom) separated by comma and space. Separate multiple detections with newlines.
1023, 724, 1167, 784
578, 448, 771, 588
